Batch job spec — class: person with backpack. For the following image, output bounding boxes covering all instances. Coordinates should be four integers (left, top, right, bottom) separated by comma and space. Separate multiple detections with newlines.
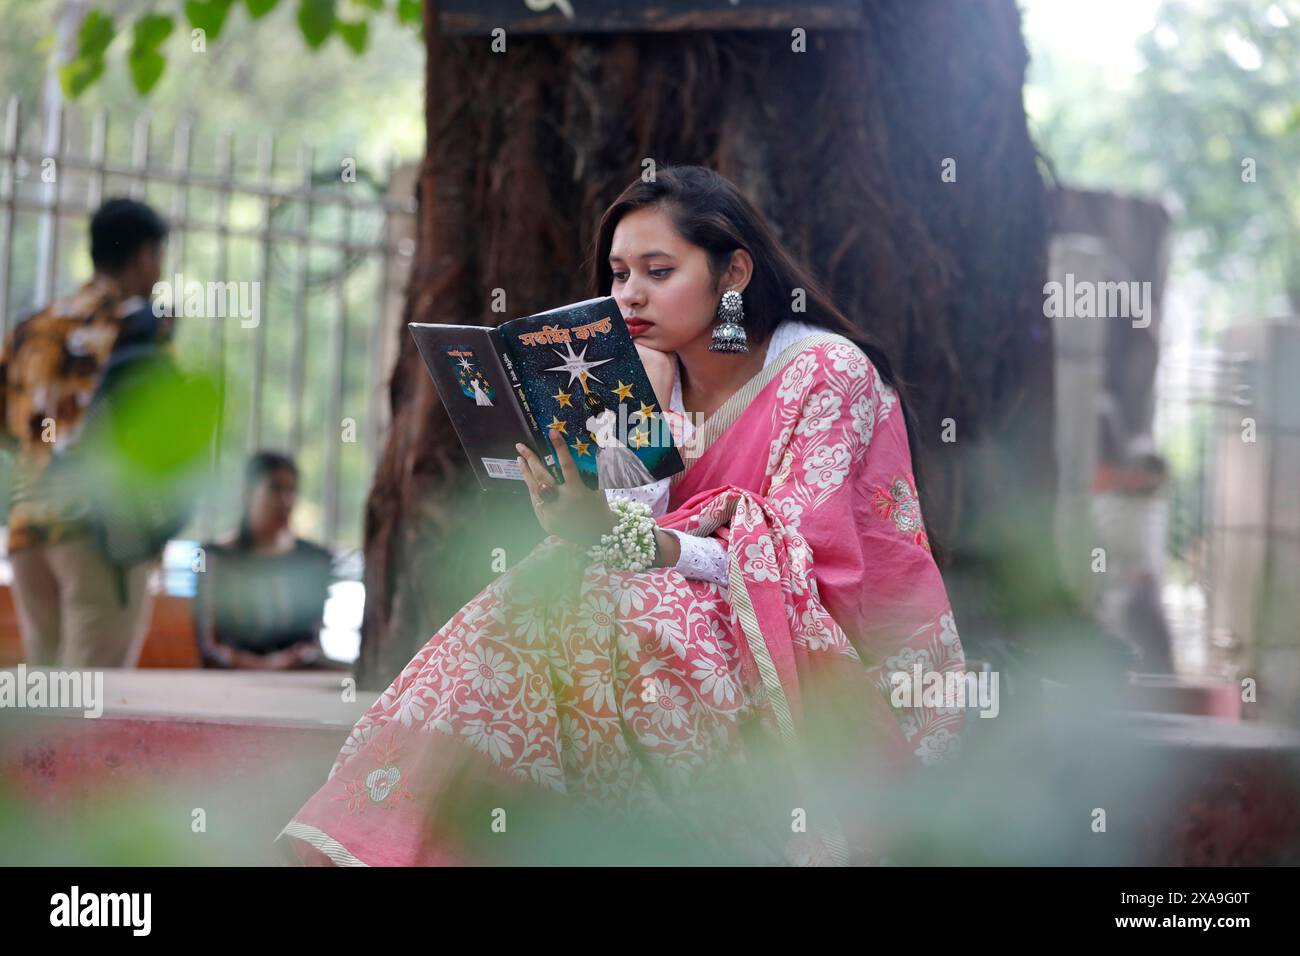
0, 198, 182, 667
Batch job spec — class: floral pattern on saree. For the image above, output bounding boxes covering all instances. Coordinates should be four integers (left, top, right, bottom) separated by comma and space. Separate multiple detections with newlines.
283, 337, 966, 866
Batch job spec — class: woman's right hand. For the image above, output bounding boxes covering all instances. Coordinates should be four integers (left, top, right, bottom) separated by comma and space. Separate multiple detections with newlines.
634, 342, 676, 413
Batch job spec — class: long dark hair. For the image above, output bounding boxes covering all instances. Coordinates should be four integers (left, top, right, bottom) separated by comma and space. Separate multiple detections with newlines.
588, 164, 940, 560
236, 451, 298, 551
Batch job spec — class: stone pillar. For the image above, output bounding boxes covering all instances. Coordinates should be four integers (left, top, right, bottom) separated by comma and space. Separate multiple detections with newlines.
1048, 189, 1173, 673
1211, 321, 1300, 724
1048, 232, 1109, 606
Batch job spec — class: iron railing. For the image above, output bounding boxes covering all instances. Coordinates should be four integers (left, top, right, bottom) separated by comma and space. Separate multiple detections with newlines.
0, 96, 416, 555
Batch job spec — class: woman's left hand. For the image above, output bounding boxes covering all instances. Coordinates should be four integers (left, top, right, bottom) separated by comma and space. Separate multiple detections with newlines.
517, 429, 616, 547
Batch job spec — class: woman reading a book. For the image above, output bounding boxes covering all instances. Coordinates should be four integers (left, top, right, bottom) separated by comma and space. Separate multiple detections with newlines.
280, 165, 966, 866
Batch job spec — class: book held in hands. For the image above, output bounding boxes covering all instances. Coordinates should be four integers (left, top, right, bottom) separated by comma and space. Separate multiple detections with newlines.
409, 296, 685, 494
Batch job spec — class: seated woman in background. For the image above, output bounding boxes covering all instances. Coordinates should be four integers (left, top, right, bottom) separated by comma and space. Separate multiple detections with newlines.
195, 452, 336, 670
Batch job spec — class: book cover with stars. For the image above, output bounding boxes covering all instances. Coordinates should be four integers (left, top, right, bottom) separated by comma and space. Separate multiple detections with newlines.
409, 295, 684, 494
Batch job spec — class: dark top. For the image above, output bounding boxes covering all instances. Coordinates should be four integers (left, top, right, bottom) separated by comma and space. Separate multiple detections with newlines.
194, 538, 334, 659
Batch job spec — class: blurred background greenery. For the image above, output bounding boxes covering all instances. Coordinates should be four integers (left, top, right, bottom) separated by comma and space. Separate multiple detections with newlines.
1023, 0, 1298, 623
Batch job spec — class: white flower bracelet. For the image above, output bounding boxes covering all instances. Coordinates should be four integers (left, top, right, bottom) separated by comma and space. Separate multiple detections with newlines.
586, 498, 658, 572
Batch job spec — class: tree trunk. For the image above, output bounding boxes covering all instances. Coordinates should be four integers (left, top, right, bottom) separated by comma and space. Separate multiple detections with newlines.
358, 0, 1062, 689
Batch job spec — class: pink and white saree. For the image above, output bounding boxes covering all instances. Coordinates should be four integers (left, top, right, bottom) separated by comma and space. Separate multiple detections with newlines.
279, 332, 966, 866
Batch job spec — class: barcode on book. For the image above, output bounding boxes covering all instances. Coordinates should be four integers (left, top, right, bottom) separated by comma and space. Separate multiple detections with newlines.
483, 457, 525, 480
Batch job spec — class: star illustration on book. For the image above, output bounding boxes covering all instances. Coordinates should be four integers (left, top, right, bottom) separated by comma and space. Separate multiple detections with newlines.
548, 416, 568, 435
456, 355, 475, 372
638, 400, 657, 419
629, 429, 651, 449
544, 342, 615, 391
570, 437, 591, 458
553, 387, 573, 408
612, 380, 635, 401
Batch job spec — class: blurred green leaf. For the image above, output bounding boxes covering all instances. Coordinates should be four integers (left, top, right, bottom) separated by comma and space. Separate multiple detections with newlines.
128, 47, 166, 95
185, 0, 236, 42
397, 0, 420, 27
132, 13, 175, 51
298, 0, 337, 49
61, 9, 114, 98
336, 18, 368, 54
59, 56, 105, 99
126, 15, 175, 96
109, 368, 222, 479
245, 0, 281, 18
76, 8, 116, 59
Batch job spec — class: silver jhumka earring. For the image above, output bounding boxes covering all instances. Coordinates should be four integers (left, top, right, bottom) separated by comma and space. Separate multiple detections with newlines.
709, 289, 749, 353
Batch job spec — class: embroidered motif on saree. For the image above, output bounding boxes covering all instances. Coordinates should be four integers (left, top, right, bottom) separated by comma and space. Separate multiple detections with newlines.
873, 475, 931, 551
333, 733, 414, 814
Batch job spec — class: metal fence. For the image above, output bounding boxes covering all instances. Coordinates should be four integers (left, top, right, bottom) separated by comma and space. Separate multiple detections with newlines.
0, 96, 416, 556
1157, 345, 1253, 563
1154, 341, 1255, 676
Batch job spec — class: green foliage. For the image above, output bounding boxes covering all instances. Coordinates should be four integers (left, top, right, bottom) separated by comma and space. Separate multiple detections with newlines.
1029, 0, 1300, 313
298, 0, 337, 49
1130, 0, 1300, 310
336, 18, 370, 54
77, 7, 116, 57
398, 0, 421, 26
128, 15, 175, 95
105, 366, 221, 482
58, 8, 115, 97
245, 0, 282, 18
185, 0, 236, 42
133, 12, 176, 49
63, 0, 418, 98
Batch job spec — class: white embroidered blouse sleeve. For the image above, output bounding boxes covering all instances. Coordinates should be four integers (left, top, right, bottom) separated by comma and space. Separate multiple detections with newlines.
603, 483, 728, 585
662, 528, 730, 586
604, 479, 670, 517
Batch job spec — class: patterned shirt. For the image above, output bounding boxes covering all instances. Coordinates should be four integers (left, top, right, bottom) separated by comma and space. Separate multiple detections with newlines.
0, 275, 139, 552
